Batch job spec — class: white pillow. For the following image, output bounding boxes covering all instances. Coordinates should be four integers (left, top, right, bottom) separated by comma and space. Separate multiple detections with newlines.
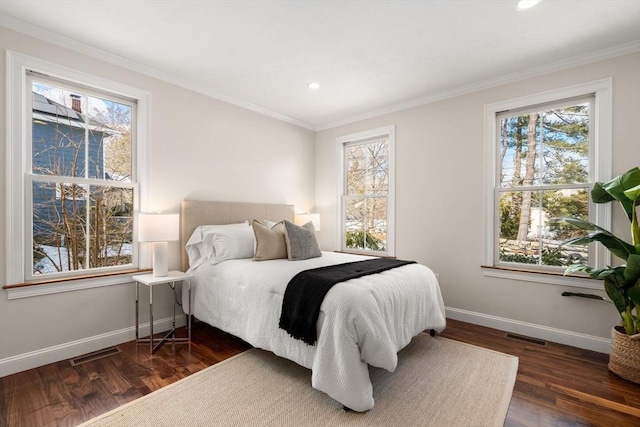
210, 226, 255, 264
185, 222, 253, 268
263, 219, 280, 228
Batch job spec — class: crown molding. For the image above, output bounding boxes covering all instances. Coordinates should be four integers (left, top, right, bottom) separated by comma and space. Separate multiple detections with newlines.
0, 14, 316, 131
2, 14, 637, 133
316, 40, 640, 131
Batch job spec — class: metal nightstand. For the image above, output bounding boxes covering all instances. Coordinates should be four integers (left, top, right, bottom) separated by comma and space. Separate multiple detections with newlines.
133, 270, 193, 353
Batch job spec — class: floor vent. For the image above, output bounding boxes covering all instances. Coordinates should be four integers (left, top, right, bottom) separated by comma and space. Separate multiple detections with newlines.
70, 346, 121, 366
505, 333, 547, 347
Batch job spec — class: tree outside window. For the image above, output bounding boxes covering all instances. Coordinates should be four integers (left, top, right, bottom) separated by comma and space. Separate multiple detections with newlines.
497, 98, 592, 268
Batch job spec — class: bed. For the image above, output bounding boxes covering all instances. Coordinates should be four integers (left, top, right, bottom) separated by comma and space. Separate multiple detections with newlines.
180, 200, 446, 412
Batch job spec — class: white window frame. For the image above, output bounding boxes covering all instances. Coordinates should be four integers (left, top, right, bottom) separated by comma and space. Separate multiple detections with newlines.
336, 125, 396, 256
5, 50, 151, 298
482, 79, 612, 289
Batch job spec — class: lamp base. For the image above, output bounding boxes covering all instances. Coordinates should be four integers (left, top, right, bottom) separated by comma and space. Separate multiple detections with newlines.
152, 241, 169, 277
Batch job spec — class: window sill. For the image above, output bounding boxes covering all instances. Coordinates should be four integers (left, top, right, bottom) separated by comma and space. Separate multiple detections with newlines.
481, 265, 603, 290
335, 250, 396, 259
3, 269, 151, 300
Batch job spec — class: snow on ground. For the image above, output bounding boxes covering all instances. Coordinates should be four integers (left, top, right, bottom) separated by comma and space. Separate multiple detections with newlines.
34, 243, 132, 274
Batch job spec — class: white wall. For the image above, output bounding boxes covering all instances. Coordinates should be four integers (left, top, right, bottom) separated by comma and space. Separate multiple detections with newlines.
0, 27, 316, 371
315, 53, 640, 347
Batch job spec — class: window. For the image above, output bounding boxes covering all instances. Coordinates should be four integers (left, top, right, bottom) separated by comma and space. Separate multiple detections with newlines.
6, 51, 149, 295
337, 126, 395, 256
483, 80, 612, 286
29, 76, 136, 279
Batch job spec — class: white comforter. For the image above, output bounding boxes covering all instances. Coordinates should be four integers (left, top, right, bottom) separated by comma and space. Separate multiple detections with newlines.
183, 252, 446, 411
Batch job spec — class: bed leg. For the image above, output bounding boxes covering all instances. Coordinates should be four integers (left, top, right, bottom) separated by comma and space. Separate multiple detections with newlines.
429, 329, 436, 337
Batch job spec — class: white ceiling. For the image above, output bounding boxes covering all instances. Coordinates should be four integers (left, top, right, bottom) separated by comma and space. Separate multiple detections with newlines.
1, 0, 639, 130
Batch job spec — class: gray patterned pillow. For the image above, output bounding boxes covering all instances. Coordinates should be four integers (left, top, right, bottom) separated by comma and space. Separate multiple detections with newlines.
283, 220, 322, 261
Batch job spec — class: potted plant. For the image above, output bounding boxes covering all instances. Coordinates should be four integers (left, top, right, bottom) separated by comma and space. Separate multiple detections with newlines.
555, 166, 640, 384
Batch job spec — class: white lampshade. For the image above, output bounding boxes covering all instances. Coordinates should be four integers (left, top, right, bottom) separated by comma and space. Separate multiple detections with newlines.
139, 213, 179, 242
139, 213, 179, 277
295, 213, 320, 231
516, 0, 541, 10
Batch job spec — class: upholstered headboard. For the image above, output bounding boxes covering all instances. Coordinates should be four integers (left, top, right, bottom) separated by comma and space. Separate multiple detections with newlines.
180, 200, 295, 271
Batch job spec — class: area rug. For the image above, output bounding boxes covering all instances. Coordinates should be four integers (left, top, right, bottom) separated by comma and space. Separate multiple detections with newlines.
79, 333, 518, 426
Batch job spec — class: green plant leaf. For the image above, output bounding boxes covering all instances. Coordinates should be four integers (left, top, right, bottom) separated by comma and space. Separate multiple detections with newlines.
555, 217, 610, 232
622, 310, 636, 335
624, 183, 640, 248
599, 167, 640, 222
624, 254, 640, 282
564, 263, 591, 275
591, 182, 615, 204
604, 277, 627, 315
629, 284, 640, 307
562, 229, 635, 261
623, 183, 640, 204
592, 267, 623, 281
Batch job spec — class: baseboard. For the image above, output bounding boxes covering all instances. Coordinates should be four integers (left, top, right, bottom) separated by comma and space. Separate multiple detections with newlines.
445, 307, 612, 354
2, 308, 611, 377
0, 315, 187, 378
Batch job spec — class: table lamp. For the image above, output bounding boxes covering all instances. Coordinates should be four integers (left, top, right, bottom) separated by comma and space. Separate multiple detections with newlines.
295, 213, 321, 231
139, 213, 179, 276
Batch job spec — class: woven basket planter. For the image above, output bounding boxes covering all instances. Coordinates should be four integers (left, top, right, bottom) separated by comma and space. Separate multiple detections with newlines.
608, 326, 640, 384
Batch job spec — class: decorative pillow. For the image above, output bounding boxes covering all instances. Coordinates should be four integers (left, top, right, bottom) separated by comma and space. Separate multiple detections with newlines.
252, 220, 288, 261
185, 222, 253, 268
282, 220, 322, 261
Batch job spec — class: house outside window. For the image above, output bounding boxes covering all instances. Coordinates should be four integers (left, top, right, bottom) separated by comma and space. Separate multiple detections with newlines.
5, 51, 149, 295
483, 80, 612, 287
337, 126, 395, 256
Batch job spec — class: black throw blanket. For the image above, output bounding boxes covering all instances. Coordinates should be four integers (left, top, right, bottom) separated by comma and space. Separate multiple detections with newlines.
279, 258, 416, 345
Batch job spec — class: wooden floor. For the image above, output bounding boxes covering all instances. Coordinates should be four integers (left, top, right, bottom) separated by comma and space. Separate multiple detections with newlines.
440, 320, 640, 427
1, 319, 639, 426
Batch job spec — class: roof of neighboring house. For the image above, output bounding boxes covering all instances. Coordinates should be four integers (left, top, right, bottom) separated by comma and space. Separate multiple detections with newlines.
32, 92, 116, 134
33, 92, 80, 119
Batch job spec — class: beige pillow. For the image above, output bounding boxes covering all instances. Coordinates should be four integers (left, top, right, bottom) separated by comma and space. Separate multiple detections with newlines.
252, 220, 288, 261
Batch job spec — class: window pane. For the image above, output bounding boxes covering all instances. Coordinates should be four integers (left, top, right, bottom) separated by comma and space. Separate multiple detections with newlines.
344, 197, 387, 252
346, 139, 389, 196
32, 181, 134, 275
499, 102, 589, 188
33, 181, 88, 275
345, 197, 365, 251
366, 197, 387, 251
499, 189, 589, 267
499, 114, 538, 188
89, 185, 133, 268
540, 104, 589, 185
88, 97, 132, 182
32, 85, 87, 178
32, 83, 132, 182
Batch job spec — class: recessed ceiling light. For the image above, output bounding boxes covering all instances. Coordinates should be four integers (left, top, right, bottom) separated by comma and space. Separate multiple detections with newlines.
308, 82, 320, 90
516, 0, 541, 10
